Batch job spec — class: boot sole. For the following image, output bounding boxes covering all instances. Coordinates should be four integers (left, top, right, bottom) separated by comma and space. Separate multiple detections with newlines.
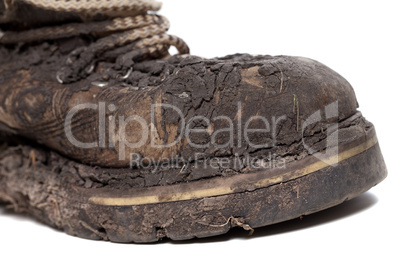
0, 116, 387, 243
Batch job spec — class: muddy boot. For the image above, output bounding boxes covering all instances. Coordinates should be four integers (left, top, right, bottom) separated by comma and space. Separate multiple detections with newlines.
0, 0, 387, 243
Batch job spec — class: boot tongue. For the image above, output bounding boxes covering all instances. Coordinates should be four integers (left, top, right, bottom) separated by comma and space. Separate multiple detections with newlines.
0, 0, 5, 14
0, 0, 162, 30
0, 1, 82, 30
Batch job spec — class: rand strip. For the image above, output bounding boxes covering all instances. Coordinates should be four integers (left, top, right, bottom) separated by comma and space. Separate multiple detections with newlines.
89, 135, 378, 206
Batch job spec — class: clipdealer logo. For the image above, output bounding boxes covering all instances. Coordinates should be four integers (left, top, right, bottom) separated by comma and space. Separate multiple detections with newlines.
64, 100, 339, 168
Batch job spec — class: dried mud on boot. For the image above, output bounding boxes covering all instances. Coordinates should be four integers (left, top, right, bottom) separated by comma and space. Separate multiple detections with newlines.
0, 39, 387, 243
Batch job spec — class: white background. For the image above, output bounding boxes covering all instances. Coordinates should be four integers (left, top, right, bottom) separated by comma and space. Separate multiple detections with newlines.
1, 0, 401, 267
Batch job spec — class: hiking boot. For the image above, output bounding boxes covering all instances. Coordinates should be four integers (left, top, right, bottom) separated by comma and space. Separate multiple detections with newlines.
0, 0, 387, 243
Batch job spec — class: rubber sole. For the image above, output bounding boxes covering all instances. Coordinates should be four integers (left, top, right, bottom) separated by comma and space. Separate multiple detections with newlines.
0, 122, 387, 243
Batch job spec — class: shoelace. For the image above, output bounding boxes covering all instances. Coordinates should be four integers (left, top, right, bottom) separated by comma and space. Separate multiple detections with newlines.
0, 0, 190, 84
